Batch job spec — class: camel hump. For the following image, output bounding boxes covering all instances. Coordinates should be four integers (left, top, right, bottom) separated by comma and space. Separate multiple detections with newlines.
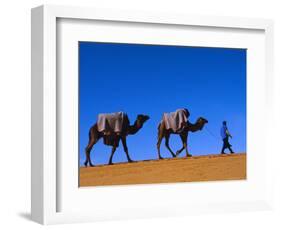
162, 108, 190, 133
97, 112, 130, 134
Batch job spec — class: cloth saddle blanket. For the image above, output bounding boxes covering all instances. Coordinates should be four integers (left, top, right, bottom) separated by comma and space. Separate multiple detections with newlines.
97, 112, 130, 146
162, 108, 190, 133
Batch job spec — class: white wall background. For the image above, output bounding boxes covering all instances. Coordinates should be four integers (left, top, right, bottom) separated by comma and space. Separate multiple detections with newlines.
0, 0, 280, 229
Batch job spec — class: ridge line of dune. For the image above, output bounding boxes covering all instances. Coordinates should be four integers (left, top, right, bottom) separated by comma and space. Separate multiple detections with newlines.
80, 153, 246, 168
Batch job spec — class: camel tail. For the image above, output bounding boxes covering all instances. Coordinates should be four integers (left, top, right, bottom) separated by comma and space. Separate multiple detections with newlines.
88, 124, 96, 141
157, 121, 162, 137
88, 128, 92, 140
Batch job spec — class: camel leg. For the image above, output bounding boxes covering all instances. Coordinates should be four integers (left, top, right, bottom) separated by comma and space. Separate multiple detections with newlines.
108, 137, 119, 165
176, 134, 186, 156
185, 143, 192, 157
84, 139, 96, 167
121, 137, 133, 163
176, 146, 185, 156
182, 134, 192, 157
157, 133, 164, 160
84, 127, 100, 167
165, 135, 176, 158
108, 146, 117, 165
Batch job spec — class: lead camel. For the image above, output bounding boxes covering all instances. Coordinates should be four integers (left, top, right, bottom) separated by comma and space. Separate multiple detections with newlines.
157, 117, 208, 159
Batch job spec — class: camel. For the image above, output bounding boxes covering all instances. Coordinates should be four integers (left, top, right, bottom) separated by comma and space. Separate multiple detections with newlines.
84, 114, 149, 166
157, 117, 208, 159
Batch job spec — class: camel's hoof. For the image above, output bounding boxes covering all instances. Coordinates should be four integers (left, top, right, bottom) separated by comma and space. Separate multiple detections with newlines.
128, 159, 134, 163
84, 162, 87, 167
186, 154, 192, 157
108, 162, 114, 165
172, 154, 177, 158
158, 156, 164, 160
89, 164, 95, 167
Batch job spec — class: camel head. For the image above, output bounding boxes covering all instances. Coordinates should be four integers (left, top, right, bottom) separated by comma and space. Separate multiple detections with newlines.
196, 117, 208, 130
136, 114, 150, 128
128, 114, 149, 135
186, 117, 208, 132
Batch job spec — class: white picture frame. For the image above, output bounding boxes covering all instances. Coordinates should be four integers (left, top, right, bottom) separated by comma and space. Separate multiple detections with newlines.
31, 5, 274, 225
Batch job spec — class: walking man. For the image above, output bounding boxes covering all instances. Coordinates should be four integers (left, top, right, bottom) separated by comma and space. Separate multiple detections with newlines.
221, 121, 234, 154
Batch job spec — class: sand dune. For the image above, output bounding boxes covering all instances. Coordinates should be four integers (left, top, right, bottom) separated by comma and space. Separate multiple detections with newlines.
79, 153, 246, 187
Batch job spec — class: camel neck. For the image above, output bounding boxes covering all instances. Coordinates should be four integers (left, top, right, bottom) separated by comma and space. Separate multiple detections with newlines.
128, 121, 142, 135
188, 121, 202, 132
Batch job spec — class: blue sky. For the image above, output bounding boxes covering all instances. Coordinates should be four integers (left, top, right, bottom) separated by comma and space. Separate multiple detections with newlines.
79, 42, 246, 166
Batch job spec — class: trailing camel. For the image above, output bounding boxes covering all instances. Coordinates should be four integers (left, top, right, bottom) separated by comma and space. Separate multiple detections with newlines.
84, 113, 149, 166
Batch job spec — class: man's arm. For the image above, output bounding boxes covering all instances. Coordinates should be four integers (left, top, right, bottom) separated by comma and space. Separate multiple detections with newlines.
226, 129, 232, 138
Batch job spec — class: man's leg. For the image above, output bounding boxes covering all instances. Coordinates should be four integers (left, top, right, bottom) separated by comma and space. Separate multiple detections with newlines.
227, 143, 234, 154
225, 137, 234, 153
228, 147, 234, 153
221, 138, 227, 154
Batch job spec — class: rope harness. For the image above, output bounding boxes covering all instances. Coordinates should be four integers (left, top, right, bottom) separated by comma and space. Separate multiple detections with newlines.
205, 126, 220, 141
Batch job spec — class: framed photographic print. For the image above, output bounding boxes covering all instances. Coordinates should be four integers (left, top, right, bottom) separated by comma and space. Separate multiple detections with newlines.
31, 5, 274, 224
